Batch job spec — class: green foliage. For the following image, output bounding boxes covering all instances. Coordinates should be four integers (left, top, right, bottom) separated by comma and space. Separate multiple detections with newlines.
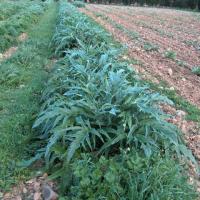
32, 2, 196, 170
0, 1, 47, 53
26, 2, 198, 198
0, 0, 27, 21
143, 42, 159, 51
0, 2, 58, 191
59, 152, 197, 200
164, 50, 177, 60
173, 0, 198, 9
52, 6, 111, 56
192, 66, 200, 75
72, 1, 86, 8
34, 54, 185, 163
176, 60, 188, 67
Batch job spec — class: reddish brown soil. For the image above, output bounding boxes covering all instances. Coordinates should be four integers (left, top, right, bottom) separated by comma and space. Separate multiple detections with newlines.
91, 8, 200, 68
2, 173, 58, 200
93, 5, 200, 65
80, 5, 200, 108
97, 5, 200, 41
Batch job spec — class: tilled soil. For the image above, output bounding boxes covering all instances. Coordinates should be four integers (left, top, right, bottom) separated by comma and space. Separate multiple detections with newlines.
80, 4, 200, 108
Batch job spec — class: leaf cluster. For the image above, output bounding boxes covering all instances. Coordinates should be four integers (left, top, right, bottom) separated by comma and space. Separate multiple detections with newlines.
62, 152, 197, 200
192, 66, 200, 76
33, 1, 195, 167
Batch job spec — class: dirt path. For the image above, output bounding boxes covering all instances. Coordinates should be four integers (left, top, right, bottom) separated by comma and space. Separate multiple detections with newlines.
80, 5, 200, 108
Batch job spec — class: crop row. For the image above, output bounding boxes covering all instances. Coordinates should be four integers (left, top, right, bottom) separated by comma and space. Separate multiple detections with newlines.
31, 1, 198, 199
0, 1, 47, 53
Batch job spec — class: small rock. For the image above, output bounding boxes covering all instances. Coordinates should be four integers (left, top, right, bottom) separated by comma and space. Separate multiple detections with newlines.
182, 77, 186, 81
26, 178, 36, 184
43, 173, 48, 179
180, 120, 188, 133
142, 74, 146, 78
167, 68, 173, 76
34, 182, 41, 192
36, 170, 43, 177
18, 33, 28, 42
0, 53, 3, 59
16, 196, 22, 200
34, 192, 42, 200
42, 185, 58, 200
23, 187, 28, 194
176, 110, 186, 117
19, 84, 25, 88
0, 192, 3, 198
169, 87, 175, 91
122, 55, 128, 60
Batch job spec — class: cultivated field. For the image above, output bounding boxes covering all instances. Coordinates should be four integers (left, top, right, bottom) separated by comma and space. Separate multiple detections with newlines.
81, 4, 200, 107
1, 1, 200, 199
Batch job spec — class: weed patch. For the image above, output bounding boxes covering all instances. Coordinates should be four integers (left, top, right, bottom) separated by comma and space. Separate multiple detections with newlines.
192, 66, 200, 76
143, 42, 159, 51
164, 50, 177, 60
0, 1, 47, 53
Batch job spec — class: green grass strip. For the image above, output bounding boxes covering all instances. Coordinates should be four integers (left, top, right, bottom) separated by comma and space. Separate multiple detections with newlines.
0, 1, 58, 191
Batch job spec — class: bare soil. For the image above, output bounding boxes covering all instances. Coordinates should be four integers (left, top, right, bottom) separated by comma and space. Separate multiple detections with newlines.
2, 173, 57, 200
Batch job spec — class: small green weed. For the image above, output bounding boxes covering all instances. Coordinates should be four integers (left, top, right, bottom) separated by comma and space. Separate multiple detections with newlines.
58, 152, 198, 199
164, 50, 177, 60
143, 42, 159, 51
176, 60, 188, 67
192, 66, 200, 76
